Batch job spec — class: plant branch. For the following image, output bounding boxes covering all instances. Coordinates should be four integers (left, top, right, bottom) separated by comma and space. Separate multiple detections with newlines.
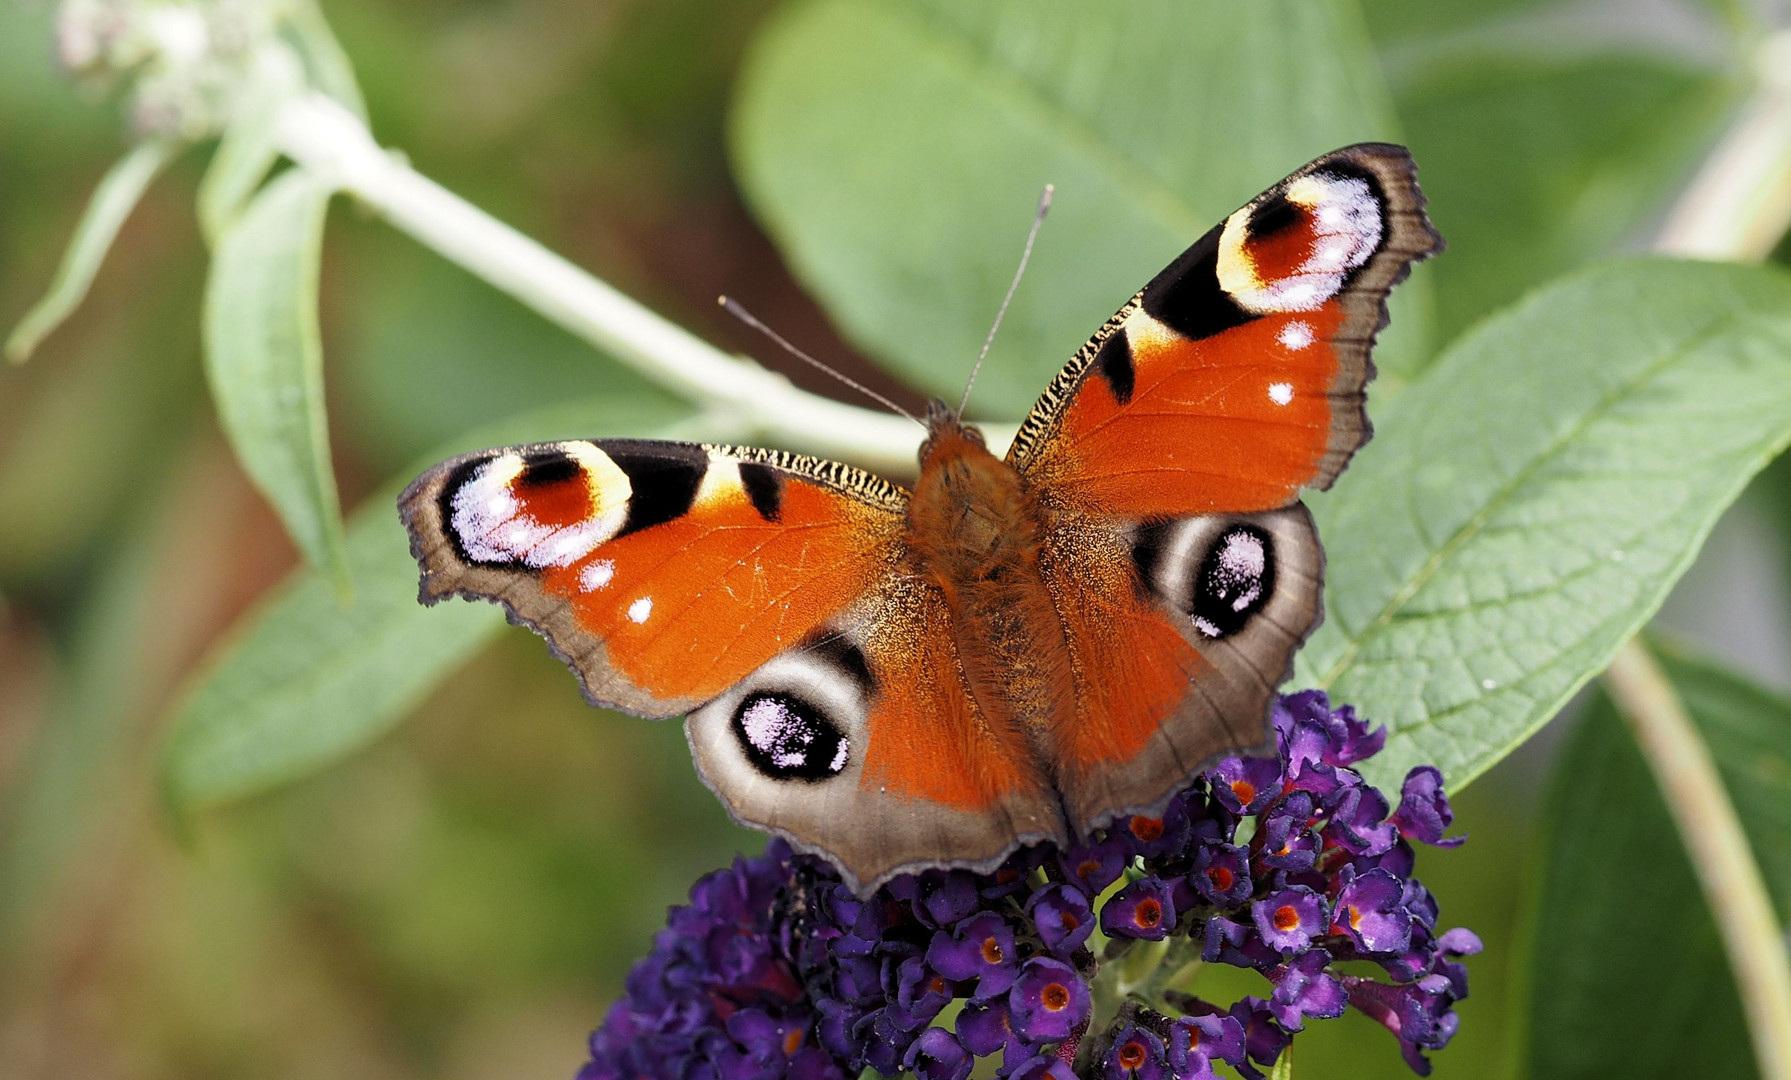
1654, 31, 1791, 260
1614, 32, 1791, 1079
270, 92, 1004, 475
1604, 641, 1791, 1080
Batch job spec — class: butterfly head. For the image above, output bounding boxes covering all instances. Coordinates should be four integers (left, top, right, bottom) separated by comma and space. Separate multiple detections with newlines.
919, 397, 988, 465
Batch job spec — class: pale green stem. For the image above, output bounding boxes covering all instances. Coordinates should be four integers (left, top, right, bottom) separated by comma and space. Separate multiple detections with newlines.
270, 92, 1019, 473
1604, 642, 1791, 1080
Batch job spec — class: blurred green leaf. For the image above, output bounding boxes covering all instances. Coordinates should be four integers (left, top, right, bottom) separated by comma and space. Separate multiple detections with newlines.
1514, 651, 1791, 1079
332, 224, 685, 473
5, 137, 180, 363
1296, 259, 1791, 791
0, 475, 182, 950
732, 0, 1430, 416
161, 395, 695, 814
1359, 0, 1741, 342
1395, 56, 1735, 343
203, 169, 349, 594
198, 43, 306, 245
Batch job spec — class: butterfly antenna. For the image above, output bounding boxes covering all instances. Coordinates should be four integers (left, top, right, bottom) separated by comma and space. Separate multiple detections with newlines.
957, 183, 1054, 419
719, 297, 925, 429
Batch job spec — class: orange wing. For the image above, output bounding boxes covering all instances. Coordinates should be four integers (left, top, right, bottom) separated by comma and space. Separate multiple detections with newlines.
1008, 143, 1441, 517
1008, 145, 1439, 832
401, 438, 1064, 892
401, 439, 909, 715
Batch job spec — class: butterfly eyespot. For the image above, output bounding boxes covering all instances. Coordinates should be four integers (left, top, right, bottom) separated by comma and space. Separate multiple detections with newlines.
1190, 525, 1275, 639
733, 692, 850, 782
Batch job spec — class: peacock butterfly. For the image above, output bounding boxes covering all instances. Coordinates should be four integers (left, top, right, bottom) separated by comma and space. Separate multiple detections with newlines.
399, 144, 1441, 894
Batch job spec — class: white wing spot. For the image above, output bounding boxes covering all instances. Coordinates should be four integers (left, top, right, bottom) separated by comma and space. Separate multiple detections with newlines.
579, 559, 615, 592
1217, 533, 1266, 611
628, 596, 653, 623
1268, 382, 1295, 406
1278, 321, 1314, 350
1481, 678, 1498, 691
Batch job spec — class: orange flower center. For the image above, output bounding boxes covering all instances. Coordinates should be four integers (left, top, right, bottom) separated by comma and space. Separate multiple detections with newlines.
1207, 865, 1234, 891
1060, 911, 1081, 931
1134, 898, 1163, 928
1118, 1041, 1147, 1070
783, 1030, 804, 1056
981, 936, 1005, 964
1230, 779, 1257, 804
1042, 982, 1071, 1011
1130, 815, 1165, 842
1273, 904, 1301, 932
1076, 859, 1101, 882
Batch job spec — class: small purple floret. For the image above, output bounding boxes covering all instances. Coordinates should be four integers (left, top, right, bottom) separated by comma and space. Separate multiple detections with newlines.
1101, 877, 1176, 940
1009, 957, 1091, 1043
1027, 883, 1096, 955
1252, 886, 1327, 953
1166, 1013, 1245, 1080
1267, 948, 1348, 1031
1209, 756, 1282, 814
927, 911, 1019, 1000
1390, 766, 1465, 847
1102, 1023, 1168, 1080
905, 1026, 973, 1080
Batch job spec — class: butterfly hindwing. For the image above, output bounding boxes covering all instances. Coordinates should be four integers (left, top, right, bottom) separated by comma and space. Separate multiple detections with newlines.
1043, 505, 1324, 834
685, 575, 1066, 892
1011, 144, 1438, 830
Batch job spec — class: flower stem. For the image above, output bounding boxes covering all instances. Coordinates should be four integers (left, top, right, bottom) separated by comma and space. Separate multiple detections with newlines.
271, 92, 935, 473
1604, 640, 1791, 1080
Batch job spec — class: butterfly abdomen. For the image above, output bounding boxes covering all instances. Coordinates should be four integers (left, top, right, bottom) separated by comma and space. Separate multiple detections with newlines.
908, 417, 1077, 757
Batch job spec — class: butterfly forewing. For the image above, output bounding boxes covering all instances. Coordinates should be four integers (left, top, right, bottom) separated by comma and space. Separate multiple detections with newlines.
1009, 143, 1441, 515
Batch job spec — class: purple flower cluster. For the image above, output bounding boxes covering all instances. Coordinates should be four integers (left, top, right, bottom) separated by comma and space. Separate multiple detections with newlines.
580, 691, 1478, 1080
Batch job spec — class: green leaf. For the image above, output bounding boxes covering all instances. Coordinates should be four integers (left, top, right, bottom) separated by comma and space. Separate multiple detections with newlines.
1267, 1047, 1294, 1080
203, 169, 349, 594
1515, 675, 1763, 1078
731, 0, 1430, 416
197, 42, 306, 245
161, 395, 695, 814
5, 137, 180, 363
1295, 259, 1791, 790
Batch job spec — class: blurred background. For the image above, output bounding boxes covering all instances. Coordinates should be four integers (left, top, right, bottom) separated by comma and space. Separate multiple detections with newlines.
1, 0, 1788, 1078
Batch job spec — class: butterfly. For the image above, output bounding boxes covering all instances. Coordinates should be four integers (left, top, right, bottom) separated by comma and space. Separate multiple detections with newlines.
400, 144, 1441, 894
